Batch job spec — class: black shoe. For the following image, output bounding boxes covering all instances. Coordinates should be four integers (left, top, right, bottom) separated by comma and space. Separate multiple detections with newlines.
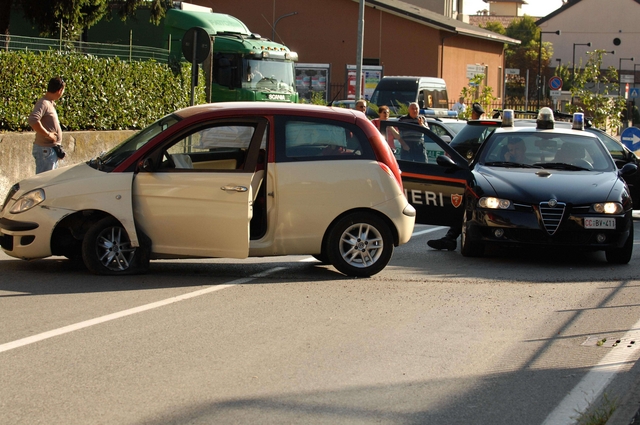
427, 237, 457, 251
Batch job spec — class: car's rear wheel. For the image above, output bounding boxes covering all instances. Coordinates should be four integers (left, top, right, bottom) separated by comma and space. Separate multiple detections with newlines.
82, 217, 147, 275
327, 212, 393, 277
461, 212, 484, 257
605, 221, 633, 264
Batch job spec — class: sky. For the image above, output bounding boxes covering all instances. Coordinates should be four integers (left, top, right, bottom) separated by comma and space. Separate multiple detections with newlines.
463, 0, 565, 17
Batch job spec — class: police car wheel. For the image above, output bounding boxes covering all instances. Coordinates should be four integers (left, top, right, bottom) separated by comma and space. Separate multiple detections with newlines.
461, 211, 484, 257
82, 217, 145, 275
327, 212, 393, 277
605, 221, 633, 264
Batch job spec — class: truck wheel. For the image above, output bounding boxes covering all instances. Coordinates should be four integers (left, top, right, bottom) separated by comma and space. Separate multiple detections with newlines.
606, 221, 633, 264
82, 217, 147, 275
461, 212, 484, 257
326, 212, 393, 277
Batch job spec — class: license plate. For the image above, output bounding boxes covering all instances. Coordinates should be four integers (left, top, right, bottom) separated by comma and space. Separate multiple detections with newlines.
584, 217, 616, 229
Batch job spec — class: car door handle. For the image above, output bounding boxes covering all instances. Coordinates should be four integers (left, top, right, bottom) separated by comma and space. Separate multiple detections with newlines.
221, 185, 248, 192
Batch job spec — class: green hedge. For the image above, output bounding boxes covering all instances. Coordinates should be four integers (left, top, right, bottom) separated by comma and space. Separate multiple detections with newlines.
0, 50, 206, 132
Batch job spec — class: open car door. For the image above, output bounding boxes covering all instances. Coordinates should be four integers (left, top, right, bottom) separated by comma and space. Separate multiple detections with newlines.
132, 118, 267, 259
380, 120, 471, 227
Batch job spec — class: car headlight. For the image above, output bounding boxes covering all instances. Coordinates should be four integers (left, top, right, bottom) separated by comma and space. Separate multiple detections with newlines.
9, 189, 45, 213
479, 197, 511, 209
593, 202, 623, 214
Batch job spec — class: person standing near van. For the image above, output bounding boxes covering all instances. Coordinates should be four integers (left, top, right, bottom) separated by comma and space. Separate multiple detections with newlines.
452, 97, 466, 115
355, 99, 368, 116
397, 102, 429, 162
29, 76, 65, 174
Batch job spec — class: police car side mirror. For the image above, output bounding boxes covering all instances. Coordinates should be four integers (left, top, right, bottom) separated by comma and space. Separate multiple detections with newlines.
436, 154, 459, 169
620, 162, 637, 177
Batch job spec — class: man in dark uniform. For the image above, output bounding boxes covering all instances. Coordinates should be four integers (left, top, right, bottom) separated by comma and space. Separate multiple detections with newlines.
427, 102, 484, 251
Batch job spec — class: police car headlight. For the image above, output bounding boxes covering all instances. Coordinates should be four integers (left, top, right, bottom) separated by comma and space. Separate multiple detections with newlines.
479, 197, 511, 209
593, 202, 622, 214
10, 189, 45, 213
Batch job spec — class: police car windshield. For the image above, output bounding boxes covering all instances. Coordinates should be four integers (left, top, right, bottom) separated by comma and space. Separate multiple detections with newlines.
478, 132, 615, 172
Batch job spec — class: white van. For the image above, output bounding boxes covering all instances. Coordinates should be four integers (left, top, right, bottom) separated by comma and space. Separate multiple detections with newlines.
370, 76, 449, 114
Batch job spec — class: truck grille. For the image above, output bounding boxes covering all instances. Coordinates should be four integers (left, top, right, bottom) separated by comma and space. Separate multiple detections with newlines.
539, 201, 566, 235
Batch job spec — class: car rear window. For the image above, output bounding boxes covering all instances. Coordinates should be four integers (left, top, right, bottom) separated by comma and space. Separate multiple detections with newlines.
275, 116, 375, 161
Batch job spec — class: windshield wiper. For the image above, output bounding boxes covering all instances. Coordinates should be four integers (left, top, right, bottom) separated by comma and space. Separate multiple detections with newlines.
533, 162, 590, 171
484, 161, 542, 169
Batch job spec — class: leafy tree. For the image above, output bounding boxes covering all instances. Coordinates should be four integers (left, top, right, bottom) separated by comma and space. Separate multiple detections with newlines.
2, 0, 169, 39
480, 21, 506, 36
567, 49, 625, 131
554, 64, 571, 88
458, 74, 496, 120
481, 15, 558, 104
505, 15, 539, 47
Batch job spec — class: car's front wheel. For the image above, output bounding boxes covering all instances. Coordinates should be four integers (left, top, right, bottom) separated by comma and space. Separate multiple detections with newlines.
605, 221, 633, 264
461, 211, 484, 257
82, 217, 148, 275
326, 212, 393, 277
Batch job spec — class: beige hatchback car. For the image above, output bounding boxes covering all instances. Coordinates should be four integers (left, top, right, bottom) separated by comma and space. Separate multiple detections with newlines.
1, 102, 415, 277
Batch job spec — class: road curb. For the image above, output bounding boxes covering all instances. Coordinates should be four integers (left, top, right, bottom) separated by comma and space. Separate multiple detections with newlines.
606, 372, 640, 425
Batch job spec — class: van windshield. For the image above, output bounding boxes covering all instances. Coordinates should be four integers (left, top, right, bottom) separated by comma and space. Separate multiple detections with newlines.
370, 78, 448, 112
370, 80, 417, 110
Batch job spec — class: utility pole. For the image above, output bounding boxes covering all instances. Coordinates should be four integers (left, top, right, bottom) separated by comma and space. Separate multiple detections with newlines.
355, 0, 365, 101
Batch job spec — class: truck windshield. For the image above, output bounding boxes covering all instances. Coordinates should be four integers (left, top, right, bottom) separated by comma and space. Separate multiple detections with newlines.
242, 59, 295, 93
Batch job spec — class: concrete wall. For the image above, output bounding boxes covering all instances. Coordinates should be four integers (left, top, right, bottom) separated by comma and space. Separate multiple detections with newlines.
0, 130, 136, 198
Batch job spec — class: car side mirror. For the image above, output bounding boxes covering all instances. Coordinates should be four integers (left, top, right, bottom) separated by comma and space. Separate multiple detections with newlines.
440, 135, 452, 143
137, 158, 155, 173
436, 154, 459, 168
620, 162, 637, 176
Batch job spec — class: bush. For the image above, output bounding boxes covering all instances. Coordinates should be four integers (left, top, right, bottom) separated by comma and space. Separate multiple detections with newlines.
0, 50, 206, 132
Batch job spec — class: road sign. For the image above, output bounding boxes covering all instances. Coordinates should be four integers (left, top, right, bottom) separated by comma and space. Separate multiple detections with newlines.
467, 64, 485, 79
549, 76, 563, 90
621, 74, 635, 84
182, 27, 211, 63
630, 87, 640, 98
550, 90, 571, 100
621, 126, 640, 152
505, 68, 520, 75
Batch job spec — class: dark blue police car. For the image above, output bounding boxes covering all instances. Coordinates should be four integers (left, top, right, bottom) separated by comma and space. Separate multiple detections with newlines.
380, 108, 636, 263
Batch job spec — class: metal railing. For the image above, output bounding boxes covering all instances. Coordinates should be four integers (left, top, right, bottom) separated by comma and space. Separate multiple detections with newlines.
0, 34, 169, 62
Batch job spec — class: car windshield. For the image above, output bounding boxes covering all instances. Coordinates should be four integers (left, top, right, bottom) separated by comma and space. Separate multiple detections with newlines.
478, 132, 615, 172
241, 59, 296, 93
90, 114, 181, 171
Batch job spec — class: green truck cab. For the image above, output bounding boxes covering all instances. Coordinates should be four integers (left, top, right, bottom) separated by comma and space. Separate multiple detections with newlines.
165, 5, 299, 103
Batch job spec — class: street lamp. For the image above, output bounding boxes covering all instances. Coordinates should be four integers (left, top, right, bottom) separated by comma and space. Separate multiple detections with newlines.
619, 57, 634, 96
537, 30, 561, 109
272, 12, 298, 42
572, 42, 591, 81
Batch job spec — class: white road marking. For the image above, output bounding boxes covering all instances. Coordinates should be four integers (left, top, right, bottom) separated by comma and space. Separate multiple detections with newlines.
0, 267, 286, 354
412, 226, 447, 237
541, 324, 640, 424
